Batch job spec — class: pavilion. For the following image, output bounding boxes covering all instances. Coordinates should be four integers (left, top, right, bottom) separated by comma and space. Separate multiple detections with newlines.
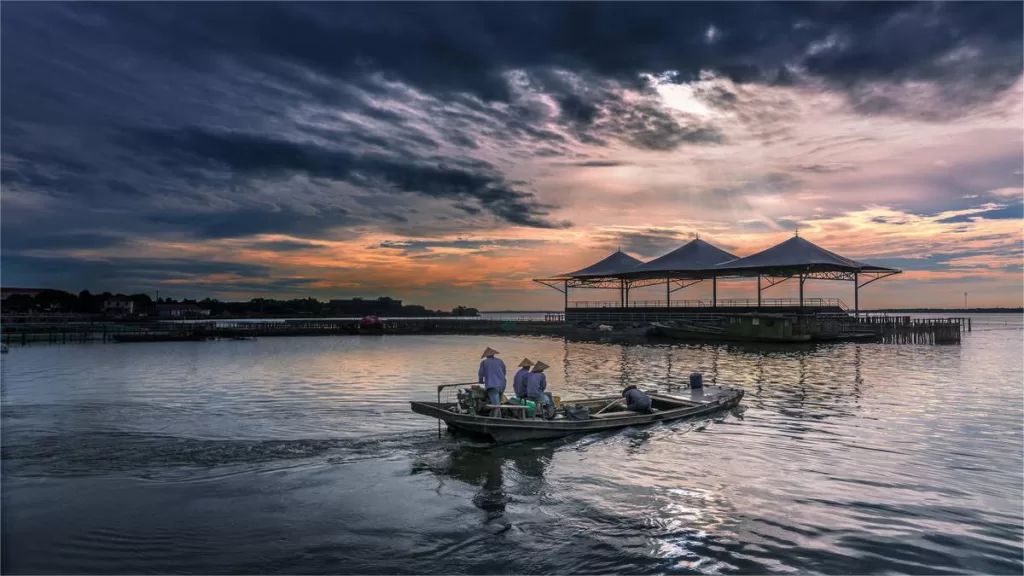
533, 233, 901, 321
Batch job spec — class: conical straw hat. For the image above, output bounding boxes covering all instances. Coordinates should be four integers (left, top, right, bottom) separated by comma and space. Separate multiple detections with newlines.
481, 346, 499, 358
532, 361, 549, 372
518, 358, 533, 368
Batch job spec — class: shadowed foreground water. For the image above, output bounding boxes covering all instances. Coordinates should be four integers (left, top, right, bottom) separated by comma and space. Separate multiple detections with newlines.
2, 315, 1022, 574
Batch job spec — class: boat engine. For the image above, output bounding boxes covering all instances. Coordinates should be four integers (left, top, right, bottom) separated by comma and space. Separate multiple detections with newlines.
456, 385, 490, 415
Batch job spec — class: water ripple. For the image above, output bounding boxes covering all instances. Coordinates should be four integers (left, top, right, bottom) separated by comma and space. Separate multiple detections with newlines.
2, 317, 1022, 574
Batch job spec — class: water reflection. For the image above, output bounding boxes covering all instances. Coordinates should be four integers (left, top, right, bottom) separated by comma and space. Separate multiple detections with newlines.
411, 443, 555, 532
3, 327, 1021, 575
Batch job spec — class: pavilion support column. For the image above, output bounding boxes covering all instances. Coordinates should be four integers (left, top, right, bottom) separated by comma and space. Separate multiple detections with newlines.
757, 275, 762, 309
625, 284, 630, 308
666, 279, 671, 308
619, 280, 625, 308
712, 275, 717, 309
799, 274, 805, 309
564, 280, 569, 313
854, 273, 859, 319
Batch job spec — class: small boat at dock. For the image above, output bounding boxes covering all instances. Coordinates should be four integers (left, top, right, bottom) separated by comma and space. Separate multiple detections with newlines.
411, 384, 744, 443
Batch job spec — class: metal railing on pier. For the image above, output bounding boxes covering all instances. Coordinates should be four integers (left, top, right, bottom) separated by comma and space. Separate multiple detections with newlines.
569, 297, 847, 310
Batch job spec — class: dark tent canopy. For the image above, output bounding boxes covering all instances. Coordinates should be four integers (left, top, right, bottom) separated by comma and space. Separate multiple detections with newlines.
561, 250, 644, 278
626, 238, 738, 277
715, 235, 898, 274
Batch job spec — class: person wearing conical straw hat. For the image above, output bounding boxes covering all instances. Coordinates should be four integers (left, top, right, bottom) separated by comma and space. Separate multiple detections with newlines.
478, 347, 507, 418
513, 358, 533, 399
526, 361, 555, 419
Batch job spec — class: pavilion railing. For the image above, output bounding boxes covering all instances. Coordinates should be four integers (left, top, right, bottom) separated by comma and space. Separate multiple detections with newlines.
568, 298, 848, 310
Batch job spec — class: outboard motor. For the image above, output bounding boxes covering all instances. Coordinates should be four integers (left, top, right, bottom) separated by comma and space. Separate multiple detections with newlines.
456, 385, 490, 415
689, 372, 704, 389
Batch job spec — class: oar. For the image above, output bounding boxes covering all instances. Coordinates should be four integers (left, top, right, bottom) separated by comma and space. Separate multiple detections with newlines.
595, 398, 625, 415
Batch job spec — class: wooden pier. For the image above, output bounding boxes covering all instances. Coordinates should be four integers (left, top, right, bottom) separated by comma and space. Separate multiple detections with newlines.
855, 315, 968, 344
1, 313, 972, 347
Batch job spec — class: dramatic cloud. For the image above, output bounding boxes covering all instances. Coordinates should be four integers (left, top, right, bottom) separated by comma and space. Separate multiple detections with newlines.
2, 2, 1021, 307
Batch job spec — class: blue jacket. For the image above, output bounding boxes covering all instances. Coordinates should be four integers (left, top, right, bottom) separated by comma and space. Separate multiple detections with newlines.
623, 387, 652, 412
513, 368, 531, 398
525, 371, 547, 398
478, 357, 506, 392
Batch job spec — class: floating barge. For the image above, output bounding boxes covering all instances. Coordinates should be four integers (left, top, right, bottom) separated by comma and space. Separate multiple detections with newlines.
650, 313, 813, 343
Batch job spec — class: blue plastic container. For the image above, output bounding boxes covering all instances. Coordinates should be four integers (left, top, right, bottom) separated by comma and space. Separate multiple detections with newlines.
689, 372, 703, 389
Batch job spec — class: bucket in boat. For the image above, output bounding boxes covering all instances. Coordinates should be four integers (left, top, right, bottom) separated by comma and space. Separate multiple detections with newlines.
689, 372, 703, 389
553, 395, 561, 408
509, 397, 536, 418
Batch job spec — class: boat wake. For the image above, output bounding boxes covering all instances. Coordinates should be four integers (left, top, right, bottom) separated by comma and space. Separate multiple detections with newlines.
0, 430, 440, 480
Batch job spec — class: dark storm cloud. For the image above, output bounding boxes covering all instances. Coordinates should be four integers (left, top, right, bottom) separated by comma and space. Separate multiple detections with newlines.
595, 228, 692, 259
936, 203, 1024, 224
573, 161, 628, 168
43, 2, 1021, 112
132, 127, 567, 229
0, 230, 128, 252
796, 163, 858, 174
1, 254, 274, 289
377, 238, 546, 256
247, 240, 326, 252
148, 206, 363, 240
2, 1, 1021, 290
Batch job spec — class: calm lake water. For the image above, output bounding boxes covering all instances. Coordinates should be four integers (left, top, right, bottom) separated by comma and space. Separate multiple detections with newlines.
2, 314, 1022, 574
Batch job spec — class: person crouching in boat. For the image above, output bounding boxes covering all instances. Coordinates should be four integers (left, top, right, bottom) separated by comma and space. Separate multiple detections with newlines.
513, 358, 532, 399
526, 361, 556, 419
478, 347, 507, 418
621, 385, 653, 414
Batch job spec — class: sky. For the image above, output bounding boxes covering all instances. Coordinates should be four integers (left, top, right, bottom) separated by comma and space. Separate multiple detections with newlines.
1, 2, 1022, 310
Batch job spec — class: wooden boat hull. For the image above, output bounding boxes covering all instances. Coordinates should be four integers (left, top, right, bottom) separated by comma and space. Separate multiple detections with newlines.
650, 322, 812, 343
410, 386, 744, 444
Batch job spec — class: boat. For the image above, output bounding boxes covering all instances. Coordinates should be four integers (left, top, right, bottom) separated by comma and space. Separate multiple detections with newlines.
650, 313, 812, 343
410, 384, 744, 443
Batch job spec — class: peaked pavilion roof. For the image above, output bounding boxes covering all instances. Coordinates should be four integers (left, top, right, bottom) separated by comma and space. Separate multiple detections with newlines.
628, 238, 738, 275
714, 235, 898, 273
561, 250, 644, 278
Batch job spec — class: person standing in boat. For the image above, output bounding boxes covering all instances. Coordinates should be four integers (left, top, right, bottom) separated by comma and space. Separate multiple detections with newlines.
621, 384, 653, 414
513, 358, 532, 398
478, 347, 507, 418
526, 361, 556, 419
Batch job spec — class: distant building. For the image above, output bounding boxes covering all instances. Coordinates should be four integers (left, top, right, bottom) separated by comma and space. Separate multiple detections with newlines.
156, 303, 207, 318
102, 295, 135, 315
328, 297, 403, 316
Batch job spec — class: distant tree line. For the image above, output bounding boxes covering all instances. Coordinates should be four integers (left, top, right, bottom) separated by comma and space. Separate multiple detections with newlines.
1, 290, 479, 318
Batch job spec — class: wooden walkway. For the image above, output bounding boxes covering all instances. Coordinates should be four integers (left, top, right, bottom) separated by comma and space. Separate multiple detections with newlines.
1, 314, 971, 346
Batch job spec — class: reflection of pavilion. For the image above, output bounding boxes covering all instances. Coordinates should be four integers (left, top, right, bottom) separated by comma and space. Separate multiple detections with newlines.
558, 338, 865, 421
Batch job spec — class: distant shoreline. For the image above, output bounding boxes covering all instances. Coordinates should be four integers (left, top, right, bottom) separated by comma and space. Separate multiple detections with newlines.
482, 308, 1023, 314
